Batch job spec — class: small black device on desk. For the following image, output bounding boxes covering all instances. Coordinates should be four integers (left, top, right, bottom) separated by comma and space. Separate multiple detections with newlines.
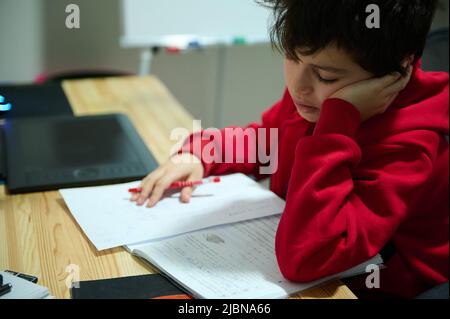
70, 274, 191, 299
4, 270, 38, 283
0, 274, 12, 297
3, 113, 158, 194
0, 83, 73, 119
0, 282, 12, 297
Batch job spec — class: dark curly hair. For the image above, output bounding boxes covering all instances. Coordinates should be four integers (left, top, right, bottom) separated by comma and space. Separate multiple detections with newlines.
259, 0, 439, 76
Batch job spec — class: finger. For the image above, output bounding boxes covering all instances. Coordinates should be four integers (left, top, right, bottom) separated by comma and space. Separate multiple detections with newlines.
139, 167, 165, 189
379, 93, 398, 114
146, 168, 192, 207
180, 187, 193, 203
136, 177, 158, 206
146, 178, 173, 208
376, 72, 402, 90
385, 65, 413, 95
130, 193, 140, 202
136, 169, 166, 205
180, 170, 204, 203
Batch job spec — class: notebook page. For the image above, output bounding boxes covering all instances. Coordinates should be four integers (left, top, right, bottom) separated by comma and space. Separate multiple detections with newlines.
129, 216, 383, 299
60, 173, 285, 250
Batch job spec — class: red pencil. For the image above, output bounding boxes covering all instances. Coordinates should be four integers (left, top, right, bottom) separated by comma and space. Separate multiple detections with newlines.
128, 177, 221, 193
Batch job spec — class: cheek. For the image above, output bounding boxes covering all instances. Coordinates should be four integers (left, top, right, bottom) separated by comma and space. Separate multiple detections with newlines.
315, 85, 343, 105
316, 74, 373, 104
284, 60, 296, 87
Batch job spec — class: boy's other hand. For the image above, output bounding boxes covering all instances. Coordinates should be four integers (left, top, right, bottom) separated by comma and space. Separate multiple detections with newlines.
330, 65, 413, 123
130, 153, 204, 208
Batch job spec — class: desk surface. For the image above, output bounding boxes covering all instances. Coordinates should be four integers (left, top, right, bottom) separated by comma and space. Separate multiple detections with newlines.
0, 76, 356, 299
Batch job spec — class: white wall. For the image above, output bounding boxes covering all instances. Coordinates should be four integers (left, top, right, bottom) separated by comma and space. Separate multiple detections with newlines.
0, 0, 44, 83
153, 45, 285, 127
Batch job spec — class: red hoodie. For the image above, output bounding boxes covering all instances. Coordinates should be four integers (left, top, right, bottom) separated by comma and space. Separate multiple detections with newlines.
180, 63, 449, 298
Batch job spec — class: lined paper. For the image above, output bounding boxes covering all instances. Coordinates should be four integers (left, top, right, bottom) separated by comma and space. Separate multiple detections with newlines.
129, 215, 383, 299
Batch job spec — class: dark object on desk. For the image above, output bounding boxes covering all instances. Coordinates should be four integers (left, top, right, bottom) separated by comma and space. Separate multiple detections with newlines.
0, 283, 12, 297
4, 270, 38, 284
3, 113, 158, 194
0, 273, 12, 298
0, 83, 74, 180
0, 83, 73, 119
0, 128, 5, 180
70, 274, 191, 299
0, 94, 12, 113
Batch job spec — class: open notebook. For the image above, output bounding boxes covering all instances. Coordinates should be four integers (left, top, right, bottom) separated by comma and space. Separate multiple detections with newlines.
126, 215, 383, 299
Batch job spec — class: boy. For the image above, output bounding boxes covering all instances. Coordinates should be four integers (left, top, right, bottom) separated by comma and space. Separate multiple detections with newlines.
132, 0, 448, 298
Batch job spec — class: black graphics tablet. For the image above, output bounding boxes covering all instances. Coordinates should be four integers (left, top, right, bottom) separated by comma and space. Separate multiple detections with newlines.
3, 113, 158, 193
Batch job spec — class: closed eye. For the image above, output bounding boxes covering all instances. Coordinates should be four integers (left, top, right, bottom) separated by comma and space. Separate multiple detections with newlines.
313, 69, 338, 84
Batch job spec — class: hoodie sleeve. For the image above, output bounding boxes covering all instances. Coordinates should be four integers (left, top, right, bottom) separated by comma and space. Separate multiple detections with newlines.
179, 91, 289, 178
275, 98, 438, 282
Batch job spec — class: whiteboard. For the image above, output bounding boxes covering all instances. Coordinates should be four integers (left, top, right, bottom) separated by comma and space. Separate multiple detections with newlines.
121, 0, 272, 48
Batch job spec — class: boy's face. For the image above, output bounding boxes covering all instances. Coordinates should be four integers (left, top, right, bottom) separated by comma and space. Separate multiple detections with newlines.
284, 45, 373, 123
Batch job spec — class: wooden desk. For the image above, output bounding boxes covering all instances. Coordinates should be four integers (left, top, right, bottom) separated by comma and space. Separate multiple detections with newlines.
0, 76, 356, 299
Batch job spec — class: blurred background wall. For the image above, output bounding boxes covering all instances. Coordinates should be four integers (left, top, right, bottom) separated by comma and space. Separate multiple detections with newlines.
0, 0, 448, 127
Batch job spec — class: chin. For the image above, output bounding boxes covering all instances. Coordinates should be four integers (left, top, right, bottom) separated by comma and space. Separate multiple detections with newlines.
298, 110, 320, 123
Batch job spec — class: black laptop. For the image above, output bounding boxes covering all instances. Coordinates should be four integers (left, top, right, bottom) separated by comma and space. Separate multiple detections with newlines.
3, 113, 158, 194
0, 83, 74, 180
0, 83, 73, 119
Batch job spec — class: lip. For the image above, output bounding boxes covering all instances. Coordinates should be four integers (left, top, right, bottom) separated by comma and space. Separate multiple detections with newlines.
293, 99, 320, 113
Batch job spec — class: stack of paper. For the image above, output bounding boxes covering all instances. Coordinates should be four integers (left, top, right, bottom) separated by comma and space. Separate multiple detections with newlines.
60, 173, 383, 299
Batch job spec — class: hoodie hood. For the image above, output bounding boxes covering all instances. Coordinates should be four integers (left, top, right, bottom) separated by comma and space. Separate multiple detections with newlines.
358, 60, 449, 144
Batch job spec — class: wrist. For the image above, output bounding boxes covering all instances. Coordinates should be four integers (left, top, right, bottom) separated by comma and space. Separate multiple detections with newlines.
314, 98, 361, 137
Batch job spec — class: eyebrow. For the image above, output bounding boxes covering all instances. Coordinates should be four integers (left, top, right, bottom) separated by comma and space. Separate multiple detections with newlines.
310, 63, 348, 74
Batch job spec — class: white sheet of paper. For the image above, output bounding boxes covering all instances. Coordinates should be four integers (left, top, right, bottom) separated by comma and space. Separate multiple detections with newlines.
60, 173, 285, 250
128, 215, 383, 299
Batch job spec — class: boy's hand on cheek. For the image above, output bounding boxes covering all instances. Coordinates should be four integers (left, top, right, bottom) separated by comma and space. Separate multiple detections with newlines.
330, 65, 413, 123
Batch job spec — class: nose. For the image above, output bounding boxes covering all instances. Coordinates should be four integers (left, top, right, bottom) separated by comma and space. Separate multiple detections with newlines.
296, 67, 314, 96
299, 85, 313, 96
